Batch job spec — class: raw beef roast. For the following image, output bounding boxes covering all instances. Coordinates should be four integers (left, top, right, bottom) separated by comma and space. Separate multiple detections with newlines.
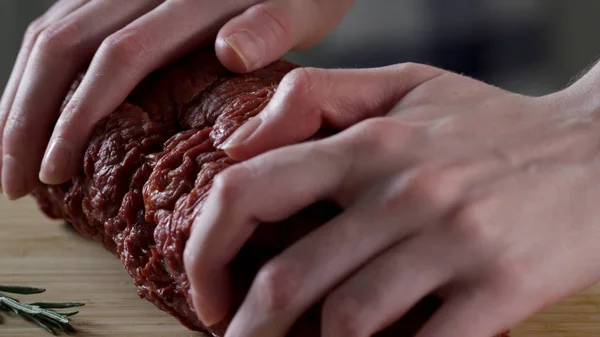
31, 48, 509, 337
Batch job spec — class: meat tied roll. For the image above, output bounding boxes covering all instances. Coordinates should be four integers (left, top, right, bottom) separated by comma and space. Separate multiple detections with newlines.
32, 48, 509, 337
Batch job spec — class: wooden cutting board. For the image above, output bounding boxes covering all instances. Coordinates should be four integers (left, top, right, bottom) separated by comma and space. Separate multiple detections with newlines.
1, 196, 599, 337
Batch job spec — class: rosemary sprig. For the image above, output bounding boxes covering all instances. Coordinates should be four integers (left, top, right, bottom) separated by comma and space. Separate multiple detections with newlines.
0, 285, 46, 295
0, 285, 84, 335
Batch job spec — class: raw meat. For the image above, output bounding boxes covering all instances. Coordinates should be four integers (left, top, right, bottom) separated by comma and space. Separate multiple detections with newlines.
31, 48, 509, 337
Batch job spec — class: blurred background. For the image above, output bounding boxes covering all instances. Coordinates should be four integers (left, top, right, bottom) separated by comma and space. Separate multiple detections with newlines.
1, 0, 600, 96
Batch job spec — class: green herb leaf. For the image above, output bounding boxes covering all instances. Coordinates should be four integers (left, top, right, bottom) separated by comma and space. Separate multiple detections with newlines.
39, 309, 69, 324
0, 285, 46, 295
28, 302, 85, 309
0, 285, 84, 335
22, 313, 56, 335
58, 322, 76, 333
0, 297, 42, 315
59, 311, 79, 317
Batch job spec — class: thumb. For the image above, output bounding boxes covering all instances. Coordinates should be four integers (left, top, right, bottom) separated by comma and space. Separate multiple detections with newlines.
215, 0, 353, 73
220, 64, 444, 160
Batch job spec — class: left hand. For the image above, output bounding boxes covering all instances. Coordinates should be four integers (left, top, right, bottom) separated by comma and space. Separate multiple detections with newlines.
184, 63, 600, 337
0, 0, 351, 198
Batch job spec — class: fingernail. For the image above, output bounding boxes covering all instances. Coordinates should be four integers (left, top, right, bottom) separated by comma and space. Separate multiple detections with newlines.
192, 296, 221, 327
2, 155, 27, 200
39, 139, 72, 185
219, 117, 262, 150
225, 29, 265, 71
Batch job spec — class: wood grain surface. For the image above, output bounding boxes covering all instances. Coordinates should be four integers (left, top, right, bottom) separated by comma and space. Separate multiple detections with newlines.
1, 197, 600, 336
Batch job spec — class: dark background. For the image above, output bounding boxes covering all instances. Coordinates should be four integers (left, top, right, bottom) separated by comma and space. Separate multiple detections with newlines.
2, 1, 600, 96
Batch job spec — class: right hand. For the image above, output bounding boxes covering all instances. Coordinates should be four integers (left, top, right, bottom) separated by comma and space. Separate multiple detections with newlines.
186, 63, 600, 337
0, 0, 352, 199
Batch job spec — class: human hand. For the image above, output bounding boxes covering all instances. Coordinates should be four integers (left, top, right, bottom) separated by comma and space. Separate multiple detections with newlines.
184, 63, 600, 336
0, 0, 352, 198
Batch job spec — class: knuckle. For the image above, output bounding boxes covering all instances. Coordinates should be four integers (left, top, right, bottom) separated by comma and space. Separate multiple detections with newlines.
59, 93, 83, 121
246, 3, 292, 42
2, 124, 27, 154
253, 259, 299, 312
358, 118, 396, 135
388, 62, 444, 109
448, 200, 495, 246
101, 29, 152, 68
322, 294, 365, 337
3, 110, 28, 139
385, 166, 455, 213
395, 62, 437, 78
280, 67, 323, 96
272, 67, 330, 121
357, 118, 402, 141
408, 167, 458, 210
211, 164, 249, 204
36, 22, 83, 56
351, 118, 413, 158
182, 244, 197, 274
24, 17, 45, 40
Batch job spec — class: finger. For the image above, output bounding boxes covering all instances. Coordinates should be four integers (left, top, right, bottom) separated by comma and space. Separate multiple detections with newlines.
216, 0, 353, 73
0, 0, 89, 193
185, 118, 513, 327
223, 156, 496, 337
185, 139, 353, 326
222, 206, 413, 337
185, 118, 415, 325
415, 285, 519, 337
40, 0, 260, 186
320, 233, 457, 337
225, 227, 454, 337
219, 64, 444, 160
1, 0, 162, 199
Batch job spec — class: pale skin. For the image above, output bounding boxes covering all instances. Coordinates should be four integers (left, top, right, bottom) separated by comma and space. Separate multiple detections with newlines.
184, 63, 600, 337
0, 0, 352, 197
4, 1, 600, 337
